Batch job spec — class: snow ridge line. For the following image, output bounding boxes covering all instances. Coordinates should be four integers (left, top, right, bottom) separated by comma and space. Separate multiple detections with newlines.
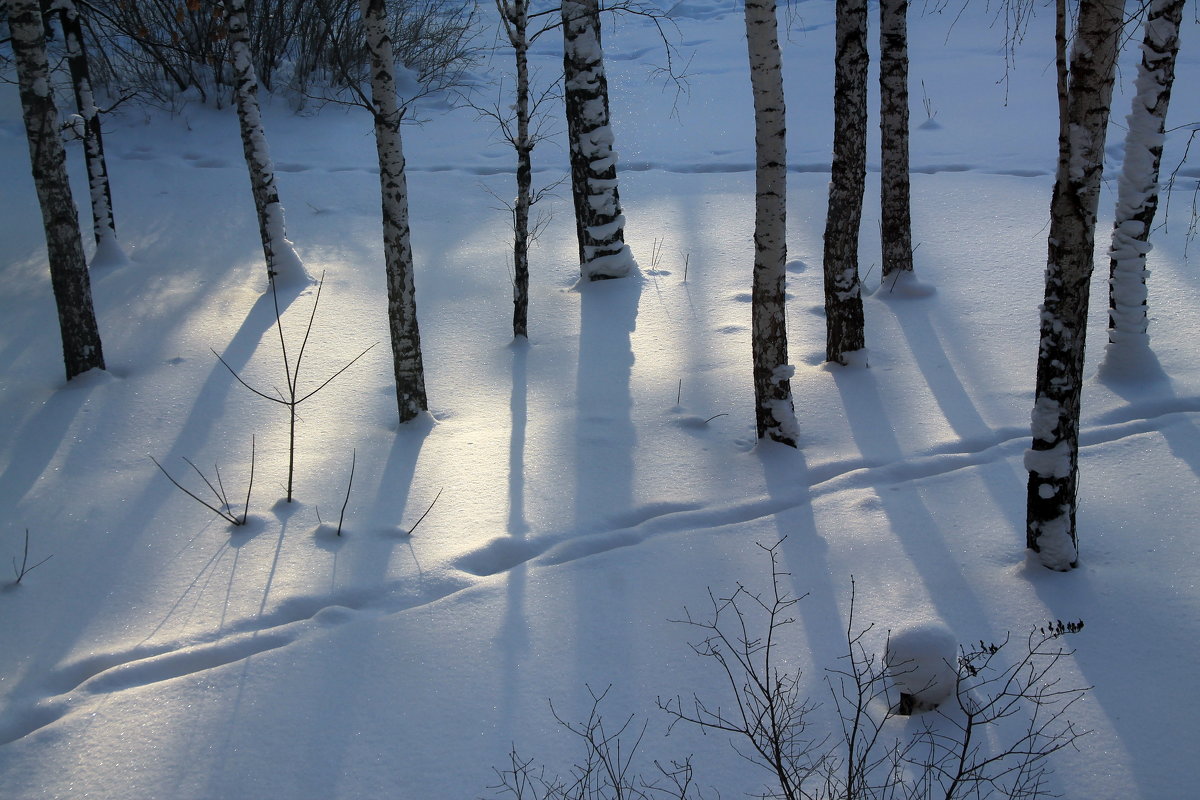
2, 402, 1193, 747
0, 572, 475, 747
460, 399, 1200, 575
0, 627, 298, 747
119, 151, 1051, 181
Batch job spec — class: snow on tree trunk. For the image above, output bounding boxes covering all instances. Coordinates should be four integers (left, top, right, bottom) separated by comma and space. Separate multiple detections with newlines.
879, 0, 913, 278
823, 0, 868, 363
745, 0, 797, 447
1107, 0, 1183, 347
1026, 0, 1124, 571
362, 0, 429, 423
562, 0, 634, 280
224, 0, 309, 288
9, 0, 106, 380
498, 0, 533, 337
55, 0, 123, 266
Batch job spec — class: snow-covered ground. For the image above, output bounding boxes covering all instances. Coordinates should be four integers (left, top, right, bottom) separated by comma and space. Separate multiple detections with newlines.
2, 2, 1199, 797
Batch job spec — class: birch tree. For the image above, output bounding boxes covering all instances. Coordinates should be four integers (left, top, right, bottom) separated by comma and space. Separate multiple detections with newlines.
823, 0, 868, 363
489, 0, 557, 337
745, 0, 796, 447
9, 0, 106, 380
498, 0, 534, 336
1107, 0, 1183, 348
224, 0, 309, 287
54, 0, 124, 264
362, 0, 428, 422
1026, 0, 1125, 571
562, 0, 634, 280
879, 0, 913, 279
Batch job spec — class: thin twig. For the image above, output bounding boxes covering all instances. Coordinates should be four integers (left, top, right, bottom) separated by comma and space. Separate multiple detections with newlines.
406, 488, 443, 535
337, 449, 356, 536
12, 529, 52, 584
240, 435, 255, 525
151, 456, 241, 524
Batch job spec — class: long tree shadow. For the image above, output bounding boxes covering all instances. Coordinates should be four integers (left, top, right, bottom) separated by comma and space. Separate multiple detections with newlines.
571, 274, 641, 687
831, 366, 995, 635
760, 443, 846, 682
498, 338, 532, 733
509, 340, 530, 537
888, 299, 1032, 560
572, 276, 641, 536
0, 377, 93, 511
1097, 342, 1200, 481
0, 288, 304, 724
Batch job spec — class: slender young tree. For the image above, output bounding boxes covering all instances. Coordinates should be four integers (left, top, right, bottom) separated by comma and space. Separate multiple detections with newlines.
54, 0, 123, 262
223, 0, 309, 287
361, 0, 429, 422
745, 0, 797, 447
498, 0, 534, 336
1108, 0, 1184, 347
9, 0, 106, 380
823, 0, 868, 363
490, 0, 560, 337
879, 0, 913, 279
1026, 0, 1125, 571
562, 0, 634, 280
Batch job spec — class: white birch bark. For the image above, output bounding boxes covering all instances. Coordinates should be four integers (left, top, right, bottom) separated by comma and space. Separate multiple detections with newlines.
361, 0, 429, 423
823, 0, 868, 363
224, 0, 309, 288
9, 0, 106, 380
1107, 0, 1183, 346
879, 0, 913, 278
1026, 0, 1125, 571
745, 0, 796, 447
562, 0, 634, 280
53, 0, 124, 265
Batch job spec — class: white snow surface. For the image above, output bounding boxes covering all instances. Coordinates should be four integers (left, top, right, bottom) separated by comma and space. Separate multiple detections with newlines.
2, 4, 1200, 798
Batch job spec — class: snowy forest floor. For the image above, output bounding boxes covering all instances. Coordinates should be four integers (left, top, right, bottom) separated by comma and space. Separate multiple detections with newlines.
2, 2, 1199, 798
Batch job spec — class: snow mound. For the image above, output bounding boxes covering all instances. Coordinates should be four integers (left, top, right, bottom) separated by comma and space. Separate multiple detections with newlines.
886, 621, 958, 713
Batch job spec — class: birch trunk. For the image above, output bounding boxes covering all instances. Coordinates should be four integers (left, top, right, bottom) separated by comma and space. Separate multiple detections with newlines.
879, 0, 913, 278
1026, 0, 1125, 571
497, 0, 533, 337
224, 0, 308, 287
823, 0, 868, 363
362, 0, 428, 423
562, 0, 634, 280
56, 0, 121, 262
10, 0, 106, 380
1107, 0, 1183, 346
745, 0, 796, 447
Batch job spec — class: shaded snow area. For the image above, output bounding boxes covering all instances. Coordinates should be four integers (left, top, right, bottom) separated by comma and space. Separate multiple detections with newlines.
2, 2, 1199, 798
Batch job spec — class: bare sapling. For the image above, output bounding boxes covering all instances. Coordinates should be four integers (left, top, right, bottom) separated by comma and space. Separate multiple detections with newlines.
657, 540, 824, 799
214, 272, 376, 502
10, 529, 53, 585
152, 436, 256, 526
488, 684, 700, 800
658, 540, 1090, 799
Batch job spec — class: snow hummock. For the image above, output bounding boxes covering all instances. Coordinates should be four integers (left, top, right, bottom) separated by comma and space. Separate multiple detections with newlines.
886, 621, 959, 711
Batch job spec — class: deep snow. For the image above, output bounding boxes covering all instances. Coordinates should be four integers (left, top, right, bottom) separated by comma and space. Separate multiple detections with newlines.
2, 1, 1199, 798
